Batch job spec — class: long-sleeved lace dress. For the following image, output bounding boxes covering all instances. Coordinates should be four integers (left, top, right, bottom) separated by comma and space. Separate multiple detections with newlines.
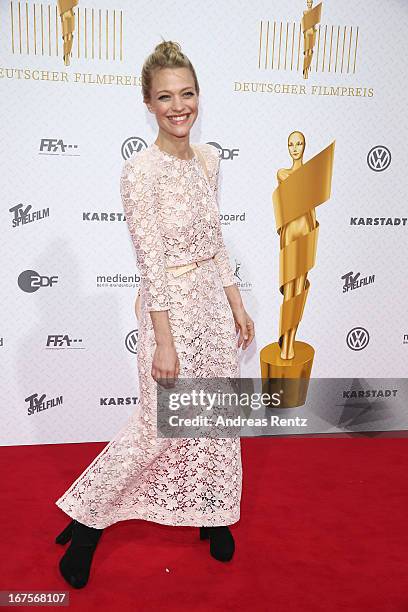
55, 142, 242, 529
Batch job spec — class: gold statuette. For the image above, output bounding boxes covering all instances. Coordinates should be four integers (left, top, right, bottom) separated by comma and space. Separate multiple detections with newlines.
301, 0, 322, 79
57, 0, 79, 66
260, 132, 335, 407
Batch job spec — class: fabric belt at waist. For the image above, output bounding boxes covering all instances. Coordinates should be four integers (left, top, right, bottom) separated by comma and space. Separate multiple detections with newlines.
166, 255, 216, 278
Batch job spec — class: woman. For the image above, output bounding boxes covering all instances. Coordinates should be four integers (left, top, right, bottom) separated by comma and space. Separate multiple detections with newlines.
55, 40, 255, 589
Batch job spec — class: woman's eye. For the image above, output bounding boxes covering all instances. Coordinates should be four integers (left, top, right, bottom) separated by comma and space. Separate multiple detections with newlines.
158, 92, 194, 101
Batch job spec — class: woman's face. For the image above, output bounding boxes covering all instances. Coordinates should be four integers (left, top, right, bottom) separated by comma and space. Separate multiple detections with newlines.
147, 67, 198, 138
288, 132, 305, 160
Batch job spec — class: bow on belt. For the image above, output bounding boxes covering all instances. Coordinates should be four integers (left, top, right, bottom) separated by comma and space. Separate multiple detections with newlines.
166, 255, 216, 278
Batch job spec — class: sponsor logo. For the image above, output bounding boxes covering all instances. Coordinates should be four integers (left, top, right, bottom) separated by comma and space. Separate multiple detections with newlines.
233, 261, 252, 292
25, 393, 63, 416
350, 217, 407, 226
121, 137, 148, 160
100, 397, 139, 406
220, 212, 246, 226
96, 273, 140, 288
9, 204, 50, 228
367, 145, 391, 172
341, 271, 375, 293
18, 270, 58, 292
39, 138, 79, 155
125, 330, 138, 354
346, 327, 370, 351
207, 142, 239, 160
82, 212, 126, 222
46, 335, 84, 349
342, 388, 398, 399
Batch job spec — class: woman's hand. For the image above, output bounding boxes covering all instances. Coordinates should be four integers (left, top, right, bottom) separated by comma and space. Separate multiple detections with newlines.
152, 342, 180, 388
232, 305, 255, 350
135, 290, 141, 321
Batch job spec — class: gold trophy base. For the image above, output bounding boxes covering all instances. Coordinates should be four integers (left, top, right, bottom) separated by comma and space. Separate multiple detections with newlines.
260, 341, 315, 408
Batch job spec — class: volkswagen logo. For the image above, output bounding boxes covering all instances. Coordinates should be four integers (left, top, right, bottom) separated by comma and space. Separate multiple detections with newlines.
367, 146, 391, 172
346, 327, 370, 351
121, 137, 148, 160
125, 330, 139, 354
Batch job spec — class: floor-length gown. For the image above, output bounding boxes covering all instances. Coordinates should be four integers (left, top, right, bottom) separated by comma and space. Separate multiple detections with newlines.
55, 142, 242, 529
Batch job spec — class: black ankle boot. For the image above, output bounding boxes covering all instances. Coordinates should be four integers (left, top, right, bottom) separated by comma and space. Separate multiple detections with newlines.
199, 526, 235, 561
55, 519, 75, 545
57, 519, 103, 588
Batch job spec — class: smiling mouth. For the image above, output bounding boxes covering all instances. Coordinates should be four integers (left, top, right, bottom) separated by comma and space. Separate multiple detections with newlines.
167, 113, 191, 125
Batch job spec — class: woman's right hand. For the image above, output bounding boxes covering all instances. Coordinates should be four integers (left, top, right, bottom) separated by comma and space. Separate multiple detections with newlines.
151, 343, 180, 388
135, 290, 141, 321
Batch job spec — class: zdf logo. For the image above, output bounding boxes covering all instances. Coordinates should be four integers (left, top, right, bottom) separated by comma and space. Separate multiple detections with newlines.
18, 270, 59, 293
207, 142, 239, 160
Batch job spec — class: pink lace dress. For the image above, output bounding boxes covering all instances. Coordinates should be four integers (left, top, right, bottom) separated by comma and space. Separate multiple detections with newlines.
55, 142, 242, 528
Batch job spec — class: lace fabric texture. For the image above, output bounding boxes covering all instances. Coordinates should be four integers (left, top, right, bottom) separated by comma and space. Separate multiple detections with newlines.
120, 142, 237, 311
55, 143, 242, 529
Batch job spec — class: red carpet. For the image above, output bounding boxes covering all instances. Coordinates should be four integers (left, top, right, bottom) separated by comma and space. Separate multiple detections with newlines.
1, 437, 408, 611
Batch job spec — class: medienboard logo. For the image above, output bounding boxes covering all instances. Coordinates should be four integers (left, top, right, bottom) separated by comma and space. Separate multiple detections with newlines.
96, 273, 140, 289
220, 212, 247, 227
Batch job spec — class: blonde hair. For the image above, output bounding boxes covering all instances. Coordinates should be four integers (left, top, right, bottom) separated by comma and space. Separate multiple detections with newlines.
141, 40, 200, 103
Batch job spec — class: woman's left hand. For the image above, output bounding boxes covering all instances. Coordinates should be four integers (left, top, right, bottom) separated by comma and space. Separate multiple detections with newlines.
135, 290, 141, 321
232, 305, 255, 350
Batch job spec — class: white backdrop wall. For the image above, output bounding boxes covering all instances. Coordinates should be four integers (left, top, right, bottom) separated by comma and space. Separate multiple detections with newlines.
1, 0, 407, 445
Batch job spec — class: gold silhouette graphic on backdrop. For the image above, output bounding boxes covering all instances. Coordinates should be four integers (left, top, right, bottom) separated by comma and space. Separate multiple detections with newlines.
277, 132, 317, 360
260, 133, 335, 408
57, 0, 79, 65
302, 0, 322, 79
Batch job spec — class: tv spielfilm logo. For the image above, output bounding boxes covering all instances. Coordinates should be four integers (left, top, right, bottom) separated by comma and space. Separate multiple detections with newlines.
367, 146, 391, 172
